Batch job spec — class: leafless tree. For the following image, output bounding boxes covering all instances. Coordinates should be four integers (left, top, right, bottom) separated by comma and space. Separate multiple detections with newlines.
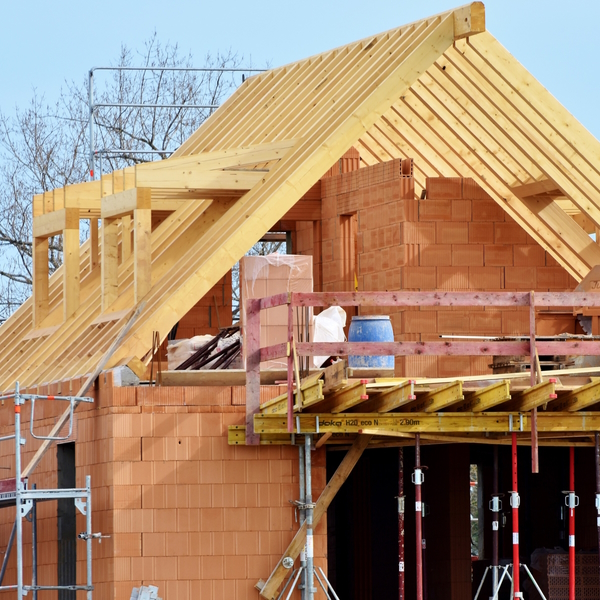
0, 33, 245, 321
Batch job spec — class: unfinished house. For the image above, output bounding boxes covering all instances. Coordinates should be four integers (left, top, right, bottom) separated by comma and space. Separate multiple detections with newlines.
2, 3, 600, 599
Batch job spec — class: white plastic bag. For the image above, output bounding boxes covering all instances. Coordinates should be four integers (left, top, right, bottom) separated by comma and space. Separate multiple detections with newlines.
312, 306, 347, 368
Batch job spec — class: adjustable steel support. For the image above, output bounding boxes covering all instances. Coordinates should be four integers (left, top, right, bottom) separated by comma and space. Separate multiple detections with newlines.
413, 433, 424, 600
305, 434, 315, 600
398, 447, 405, 600
510, 432, 521, 599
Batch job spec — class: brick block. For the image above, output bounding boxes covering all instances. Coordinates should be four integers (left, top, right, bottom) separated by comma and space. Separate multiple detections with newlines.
514, 245, 546, 267
502, 309, 529, 334
421, 244, 452, 267
484, 245, 513, 267
463, 178, 493, 200
426, 178, 462, 199
419, 199, 452, 221
437, 267, 469, 290
469, 311, 503, 334
438, 311, 470, 334
451, 199, 472, 222
537, 315, 576, 335
469, 267, 503, 290
452, 245, 483, 266
505, 267, 536, 289
537, 267, 570, 289
437, 222, 468, 245
495, 223, 527, 245
472, 199, 505, 221
469, 222, 494, 244
402, 311, 437, 334
438, 356, 471, 378
402, 222, 435, 244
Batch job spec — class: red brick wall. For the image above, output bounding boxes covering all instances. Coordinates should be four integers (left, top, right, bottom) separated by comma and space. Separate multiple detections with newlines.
297, 162, 579, 378
0, 382, 325, 600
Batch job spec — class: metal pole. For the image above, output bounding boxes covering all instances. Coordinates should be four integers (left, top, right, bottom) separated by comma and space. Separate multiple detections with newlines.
595, 432, 600, 586
414, 433, 424, 600
88, 70, 95, 179
492, 446, 500, 597
15, 382, 23, 600
0, 520, 16, 585
31, 484, 37, 600
305, 434, 315, 600
398, 447, 405, 600
568, 447, 575, 600
510, 432, 520, 599
299, 444, 306, 600
86, 475, 93, 600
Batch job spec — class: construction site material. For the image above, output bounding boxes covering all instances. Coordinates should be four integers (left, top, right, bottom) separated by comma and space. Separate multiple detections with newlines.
130, 586, 161, 600
259, 434, 371, 600
348, 315, 394, 369
567, 448, 577, 600
0, 385, 96, 599
22, 301, 144, 479
174, 325, 240, 370
414, 434, 424, 600
511, 431, 521, 598
398, 447, 405, 600
596, 433, 600, 583
312, 306, 346, 368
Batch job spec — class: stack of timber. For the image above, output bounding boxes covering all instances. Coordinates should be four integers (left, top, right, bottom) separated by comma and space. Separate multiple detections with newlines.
229, 366, 600, 448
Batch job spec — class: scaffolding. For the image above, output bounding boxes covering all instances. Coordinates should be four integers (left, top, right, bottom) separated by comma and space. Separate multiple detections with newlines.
0, 383, 96, 599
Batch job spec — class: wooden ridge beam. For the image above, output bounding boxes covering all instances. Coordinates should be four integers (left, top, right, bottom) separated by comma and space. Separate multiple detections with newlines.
454, 381, 511, 412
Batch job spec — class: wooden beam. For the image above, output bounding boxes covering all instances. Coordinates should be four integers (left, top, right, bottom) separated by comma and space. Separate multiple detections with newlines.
356, 380, 416, 412
552, 379, 600, 412
510, 178, 560, 198
32, 237, 49, 327
305, 381, 369, 413
259, 434, 372, 599
62, 218, 80, 320
454, 381, 511, 412
505, 380, 557, 412
453, 2, 485, 40
32, 208, 79, 238
90, 218, 99, 270
134, 203, 152, 303
101, 187, 151, 219
135, 167, 266, 192
101, 218, 119, 310
407, 381, 464, 412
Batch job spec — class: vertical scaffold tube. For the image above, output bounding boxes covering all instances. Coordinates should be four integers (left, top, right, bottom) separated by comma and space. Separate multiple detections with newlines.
414, 434, 423, 600
511, 433, 520, 598
305, 434, 315, 600
569, 447, 575, 600
299, 444, 306, 600
398, 447, 405, 600
595, 433, 600, 586
492, 446, 499, 596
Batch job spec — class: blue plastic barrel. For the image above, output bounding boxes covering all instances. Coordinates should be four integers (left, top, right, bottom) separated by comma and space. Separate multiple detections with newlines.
348, 315, 394, 369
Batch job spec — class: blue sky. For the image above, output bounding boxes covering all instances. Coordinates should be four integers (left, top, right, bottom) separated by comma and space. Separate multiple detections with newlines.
1, 0, 599, 139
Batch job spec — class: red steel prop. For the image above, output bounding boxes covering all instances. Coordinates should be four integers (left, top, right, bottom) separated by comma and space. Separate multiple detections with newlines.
414, 434, 424, 600
398, 447, 405, 600
511, 433, 520, 598
568, 447, 576, 600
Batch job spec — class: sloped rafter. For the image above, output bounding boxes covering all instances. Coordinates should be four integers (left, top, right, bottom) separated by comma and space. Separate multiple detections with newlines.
4, 2, 600, 388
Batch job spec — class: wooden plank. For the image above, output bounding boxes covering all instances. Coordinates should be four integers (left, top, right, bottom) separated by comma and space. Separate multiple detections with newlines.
101, 217, 119, 310
297, 341, 530, 357
454, 381, 511, 412
90, 218, 99, 270
510, 178, 560, 198
134, 204, 152, 303
407, 381, 463, 412
121, 215, 132, 261
259, 434, 372, 599
101, 188, 149, 219
32, 237, 49, 328
292, 291, 531, 307
62, 226, 80, 320
245, 298, 261, 445
136, 167, 265, 191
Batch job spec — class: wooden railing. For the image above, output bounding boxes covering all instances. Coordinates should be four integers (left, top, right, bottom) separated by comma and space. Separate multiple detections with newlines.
244, 291, 600, 453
